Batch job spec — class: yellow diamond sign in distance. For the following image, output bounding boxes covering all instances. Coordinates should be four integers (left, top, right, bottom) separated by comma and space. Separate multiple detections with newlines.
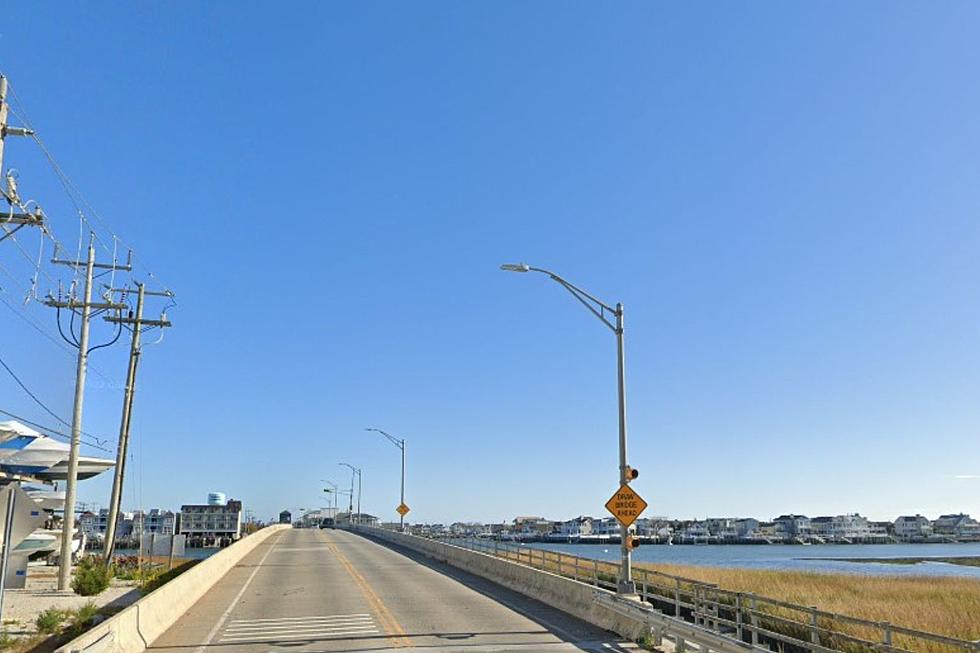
396, 503, 410, 517
605, 484, 647, 528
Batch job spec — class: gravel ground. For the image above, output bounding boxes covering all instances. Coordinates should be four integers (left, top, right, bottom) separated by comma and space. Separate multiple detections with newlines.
1, 566, 141, 636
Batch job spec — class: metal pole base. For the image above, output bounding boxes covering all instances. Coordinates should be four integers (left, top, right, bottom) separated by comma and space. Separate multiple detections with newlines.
617, 580, 637, 595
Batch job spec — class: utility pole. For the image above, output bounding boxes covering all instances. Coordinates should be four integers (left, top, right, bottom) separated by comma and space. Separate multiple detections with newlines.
46, 236, 129, 590
0, 75, 34, 186
1, 74, 43, 240
102, 283, 172, 563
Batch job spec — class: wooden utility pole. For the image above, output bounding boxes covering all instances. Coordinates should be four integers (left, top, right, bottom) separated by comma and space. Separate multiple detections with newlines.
102, 283, 172, 563
46, 236, 129, 590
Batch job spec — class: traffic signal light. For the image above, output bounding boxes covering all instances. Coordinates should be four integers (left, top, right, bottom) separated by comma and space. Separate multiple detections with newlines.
626, 536, 641, 549
624, 466, 639, 481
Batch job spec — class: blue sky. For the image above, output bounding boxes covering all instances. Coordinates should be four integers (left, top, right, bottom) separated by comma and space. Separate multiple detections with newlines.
1, 2, 978, 524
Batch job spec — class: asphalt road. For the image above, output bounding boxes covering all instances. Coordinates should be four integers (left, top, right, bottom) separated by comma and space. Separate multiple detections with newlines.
150, 528, 633, 652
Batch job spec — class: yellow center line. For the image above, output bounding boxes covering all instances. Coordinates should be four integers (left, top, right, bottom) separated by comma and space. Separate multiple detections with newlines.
324, 535, 414, 649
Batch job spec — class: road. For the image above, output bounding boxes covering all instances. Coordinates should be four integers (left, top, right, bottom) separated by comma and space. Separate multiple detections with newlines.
150, 528, 634, 652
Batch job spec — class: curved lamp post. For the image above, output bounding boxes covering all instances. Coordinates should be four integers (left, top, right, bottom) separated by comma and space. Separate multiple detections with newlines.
365, 428, 406, 531
338, 463, 362, 525
500, 262, 636, 595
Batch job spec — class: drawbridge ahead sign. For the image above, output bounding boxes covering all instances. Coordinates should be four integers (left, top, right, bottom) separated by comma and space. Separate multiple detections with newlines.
604, 484, 647, 528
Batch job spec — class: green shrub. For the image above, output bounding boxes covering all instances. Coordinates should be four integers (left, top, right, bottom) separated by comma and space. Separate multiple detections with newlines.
0, 629, 13, 650
66, 601, 100, 636
71, 557, 112, 596
36, 608, 68, 634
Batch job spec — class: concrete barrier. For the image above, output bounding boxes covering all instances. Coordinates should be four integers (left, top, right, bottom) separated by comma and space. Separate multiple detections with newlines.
56, 525, 289, 653
355, 527, 651, 641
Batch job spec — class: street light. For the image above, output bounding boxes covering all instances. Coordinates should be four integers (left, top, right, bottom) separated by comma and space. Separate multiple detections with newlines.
321, 479, 339, 516
338, 463, 362, 526
500, 262, 636, 595
365, 428, 407, 531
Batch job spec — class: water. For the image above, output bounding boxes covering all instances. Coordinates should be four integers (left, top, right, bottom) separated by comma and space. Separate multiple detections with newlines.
107, 547, 218, 560
523, 542, 980, 577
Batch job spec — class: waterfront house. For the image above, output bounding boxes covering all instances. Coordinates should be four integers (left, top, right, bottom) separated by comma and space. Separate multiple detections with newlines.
682, 521, 711, 540
932, 513, 980, 540
773, 514, 811, 539
734, 518, 760, 538
558, 516, 594, 537
705, 518, 739, 539
592, 517, 620, 536
894, 515, 933, 539
809, 514, 871, 541
178, 498, 243, 546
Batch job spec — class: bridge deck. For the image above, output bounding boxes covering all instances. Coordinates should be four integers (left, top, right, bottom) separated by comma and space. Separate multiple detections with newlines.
149, 528, 633, 652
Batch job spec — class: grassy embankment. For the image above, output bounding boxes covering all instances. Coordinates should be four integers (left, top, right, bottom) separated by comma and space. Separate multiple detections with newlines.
494, 547, 980, 651
636, 562, 980, 650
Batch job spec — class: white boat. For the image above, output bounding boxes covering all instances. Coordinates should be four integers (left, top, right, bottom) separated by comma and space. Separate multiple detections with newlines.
0, 420, 114, 481
24, 486, 65, 511
37, 456, 115, 481
16, 530, 57, 554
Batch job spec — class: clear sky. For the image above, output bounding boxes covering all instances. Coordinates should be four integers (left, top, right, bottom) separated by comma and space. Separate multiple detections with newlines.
1, 2, 978, 525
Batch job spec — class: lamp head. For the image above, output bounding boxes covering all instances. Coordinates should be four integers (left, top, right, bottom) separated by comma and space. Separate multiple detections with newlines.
500, 263, 530, 273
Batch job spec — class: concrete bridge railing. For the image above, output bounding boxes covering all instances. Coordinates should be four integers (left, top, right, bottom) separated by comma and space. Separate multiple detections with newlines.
57, 524, 290, 653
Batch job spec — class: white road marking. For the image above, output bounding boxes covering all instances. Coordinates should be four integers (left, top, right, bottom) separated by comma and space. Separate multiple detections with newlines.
191, 532, 284, 653
220, 626, 379, 643
224, 619, 374, 633
219, 613, 380, 643
229, 613, 370, 625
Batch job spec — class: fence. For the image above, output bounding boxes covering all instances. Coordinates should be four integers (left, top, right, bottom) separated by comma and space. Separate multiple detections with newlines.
392, 532, 977, 653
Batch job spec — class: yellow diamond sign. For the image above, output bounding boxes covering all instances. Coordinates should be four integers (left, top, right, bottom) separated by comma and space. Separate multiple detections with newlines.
605, 484, 647, 528
396, 503, 410, 517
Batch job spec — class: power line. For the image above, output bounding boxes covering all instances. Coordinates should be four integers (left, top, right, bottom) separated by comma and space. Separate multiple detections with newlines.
0, 406, 112, 453
3, 78, 175, 299
0, 351, 71, 428
0, 349, 110, 446
0, 289, 120, 387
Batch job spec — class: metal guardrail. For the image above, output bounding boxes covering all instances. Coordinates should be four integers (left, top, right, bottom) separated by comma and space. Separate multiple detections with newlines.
367, 529, 978, 653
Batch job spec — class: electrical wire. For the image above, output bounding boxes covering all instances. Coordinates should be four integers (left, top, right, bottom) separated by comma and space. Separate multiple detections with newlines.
0, 351, 111, 447
0, 406, 113, 453
4, 79, 176, 300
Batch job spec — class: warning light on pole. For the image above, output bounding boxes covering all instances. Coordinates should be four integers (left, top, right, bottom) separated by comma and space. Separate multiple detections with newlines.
625, 466, 639, 481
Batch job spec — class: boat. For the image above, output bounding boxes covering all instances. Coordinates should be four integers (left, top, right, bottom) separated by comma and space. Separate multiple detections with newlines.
0, 421, 114, 480
16, 530, 57, 554
24, 486, 65, 511
36, 456, 115, 481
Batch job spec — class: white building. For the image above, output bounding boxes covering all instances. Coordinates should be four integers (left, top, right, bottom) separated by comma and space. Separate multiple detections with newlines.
932, 514, 980, 539
557, 517, 594, 537
179, 498, 243, 545
774, 515, 811, 539
894, 515, 933, 539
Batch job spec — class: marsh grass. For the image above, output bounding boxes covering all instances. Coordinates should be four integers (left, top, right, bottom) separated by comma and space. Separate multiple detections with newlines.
480, 542, 980, 652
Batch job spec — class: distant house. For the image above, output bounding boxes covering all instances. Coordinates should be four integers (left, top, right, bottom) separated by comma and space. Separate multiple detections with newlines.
591, 517, 620, 536
179, 499, 243, 545
894, 515, 932, 539
734, 518, 760, 538
705, 518, 738, 539
683, 521, 711, 539
558, 517, 594, 537
932, 514, 980, 539
773, 515, 811, 539
809, 514, 869, 540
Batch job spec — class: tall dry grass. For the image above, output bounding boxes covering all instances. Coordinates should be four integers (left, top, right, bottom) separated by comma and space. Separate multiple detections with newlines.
637, 563, 980, 649
482, 544, 980, 651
